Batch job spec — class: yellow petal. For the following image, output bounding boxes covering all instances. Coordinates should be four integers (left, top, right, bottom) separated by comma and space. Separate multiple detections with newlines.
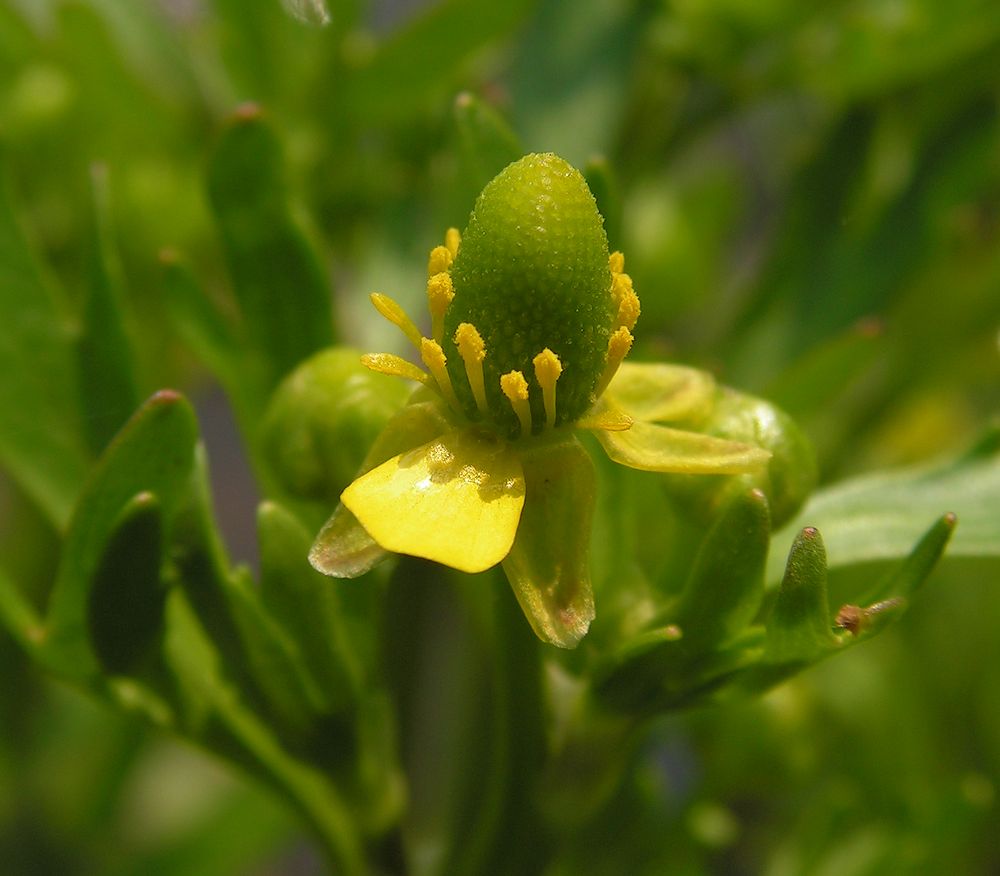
341, 430, 525, 573
595, 420, 771, 474
606, 362, 715, 424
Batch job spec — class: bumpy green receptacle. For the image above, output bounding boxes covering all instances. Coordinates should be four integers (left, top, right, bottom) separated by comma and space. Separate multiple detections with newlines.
444, 153, 614, 436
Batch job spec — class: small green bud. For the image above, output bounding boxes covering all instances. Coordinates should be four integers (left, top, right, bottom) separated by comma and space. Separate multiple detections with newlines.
261, 348, 410, 502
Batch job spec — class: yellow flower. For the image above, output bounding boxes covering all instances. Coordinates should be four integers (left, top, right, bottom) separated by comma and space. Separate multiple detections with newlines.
311, 154, 769, 648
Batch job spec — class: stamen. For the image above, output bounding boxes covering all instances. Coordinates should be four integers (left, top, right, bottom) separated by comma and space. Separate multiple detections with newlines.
532, 348, 563, 429
609, 251, 625, 274
370, 293, 423, 350
428, 244, 453, 277
454, 323, 488, 414
361, 353, 431, 386
420, 338, 463, 412
594, 327, 633, 398
427, 272, 455, 344
612, 273, 640, 330
445, 227, 461, 258
500, 370, 532, 437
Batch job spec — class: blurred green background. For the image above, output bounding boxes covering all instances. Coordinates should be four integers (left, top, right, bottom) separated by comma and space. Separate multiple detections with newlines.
1, 0, 998, 873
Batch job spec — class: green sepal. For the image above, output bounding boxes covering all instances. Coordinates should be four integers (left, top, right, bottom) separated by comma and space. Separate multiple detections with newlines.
502, 434, 596, 649
671, 486, 770, 652
207, 104, 334, 384
86, 491, 166, 676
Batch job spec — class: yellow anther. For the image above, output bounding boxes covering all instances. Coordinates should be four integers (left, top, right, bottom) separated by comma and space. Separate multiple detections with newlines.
445, 227, 461, 258
500, 370, 533, 437
427, 272, 455, 343
532, 348, 563, 429
455, 323, 488, 414
360, 352, 430, 386
594, 327, 634, 398
428, 244, 453, 277
613, 273, 640, 330
420, 338, 463, 412
609, 251, 625, 274
370, 293, 423, 350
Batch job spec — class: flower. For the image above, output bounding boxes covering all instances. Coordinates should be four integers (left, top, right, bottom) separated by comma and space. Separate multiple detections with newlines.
310, 154, 770, 648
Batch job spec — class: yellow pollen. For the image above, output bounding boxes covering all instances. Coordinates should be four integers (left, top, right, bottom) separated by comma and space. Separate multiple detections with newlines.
370, 292, 423, 350
445, 227, 461, 258
455, 323, 489, 414
595, 326, 634, 398
420, 338, 463, 412
500, 370, 532, 437
428, 244, 453, 277
360, 352, 430, 386
613, 273, 640, 330
609, 251, 625, 274
427, 272, 455, 343
532, 348, 563, 429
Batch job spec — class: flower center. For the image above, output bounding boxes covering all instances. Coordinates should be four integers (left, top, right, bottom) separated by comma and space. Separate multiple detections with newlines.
360, 153, 640, 439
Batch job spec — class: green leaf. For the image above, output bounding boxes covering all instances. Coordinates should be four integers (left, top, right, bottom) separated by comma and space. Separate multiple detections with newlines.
764, 527, 837, 665
75, 164, 140, 454
584, 155, 622, 249
225, 566, 331, 735
0, 563, 46, 662
671, 486, 770, 651
767, 427, 1000, 585
207, 105, 334, 384
0, 168, 89, 527
502, 435, 596, 649
46, 390, 199, 678
452, 91, 523, 207
348, 0, 535, 121
86, 491, 166, 675
259, 501, 361, 705
159, 249, 262, 424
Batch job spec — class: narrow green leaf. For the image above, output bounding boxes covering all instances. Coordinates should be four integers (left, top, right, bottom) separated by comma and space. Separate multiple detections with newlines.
226, 567, 331, 734
259, 501, 361, 704
159, 249, 265, 435
0, 564, 46, 661
672, 487, 770, 650
207, 105, 334, 384
86, 491, 166, 675
767, 428, 1000, 585
0, 169, 90, 527
348, 0, 535, 120
453, 91, 523, 206
76, 163, 140, 454
46, 390, 199, 678
764, 527, 838, 664
860, 511, 957, 605
584, 155, 622, 249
